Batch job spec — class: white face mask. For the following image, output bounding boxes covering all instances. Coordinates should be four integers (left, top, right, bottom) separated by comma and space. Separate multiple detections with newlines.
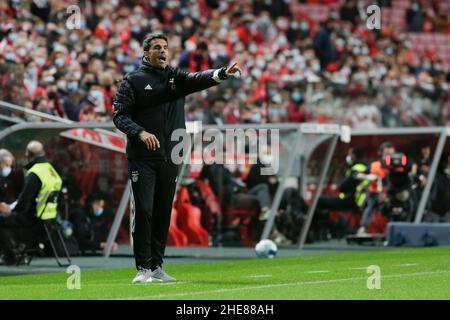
346, 155, 353, 165
260, 154, 273, 165
1, 167, 12, 177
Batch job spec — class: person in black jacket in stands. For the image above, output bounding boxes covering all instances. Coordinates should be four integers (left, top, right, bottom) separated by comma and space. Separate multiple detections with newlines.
70, 194, 118, 255
113, 33, 241, 284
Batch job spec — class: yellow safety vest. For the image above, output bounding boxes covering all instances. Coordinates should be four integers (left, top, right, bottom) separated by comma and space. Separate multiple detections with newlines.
27, 162, 62, 220
339, 163, 369, 208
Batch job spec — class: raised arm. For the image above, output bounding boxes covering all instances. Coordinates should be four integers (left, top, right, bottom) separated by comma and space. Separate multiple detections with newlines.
175, 62, 242, 96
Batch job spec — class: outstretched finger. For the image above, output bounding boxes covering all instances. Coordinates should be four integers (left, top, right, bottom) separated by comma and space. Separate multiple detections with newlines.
228, 61, 238, 71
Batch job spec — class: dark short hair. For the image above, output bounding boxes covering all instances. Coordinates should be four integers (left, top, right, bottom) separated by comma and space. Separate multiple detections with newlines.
197, 41, 208, 51
143, 33, 168, 51
379, 142, 395, 154
350, 147, 364, 160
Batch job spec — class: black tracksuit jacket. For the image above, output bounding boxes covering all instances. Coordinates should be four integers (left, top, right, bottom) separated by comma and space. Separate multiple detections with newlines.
113, 58, 227, 160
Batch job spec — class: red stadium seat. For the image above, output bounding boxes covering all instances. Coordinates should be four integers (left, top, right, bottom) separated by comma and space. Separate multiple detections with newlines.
175, 187, 209, 246
167, 207, 188, 247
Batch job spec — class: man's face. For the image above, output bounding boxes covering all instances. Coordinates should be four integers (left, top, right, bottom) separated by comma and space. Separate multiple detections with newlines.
145, 38, 169, 69
421, 146, 431, 158
0, 156, 12, 169
382, 147, 395, 158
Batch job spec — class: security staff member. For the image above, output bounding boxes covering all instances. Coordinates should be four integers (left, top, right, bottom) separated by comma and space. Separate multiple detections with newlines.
314, 147, 369, 236
113, 33, 241, 283
0, 141, 62, 264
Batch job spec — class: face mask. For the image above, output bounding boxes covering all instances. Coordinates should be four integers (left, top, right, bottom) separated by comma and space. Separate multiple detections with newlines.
312, 63, 320, 73
94, 207, 104, 217
42, 76, 55, 83
94, 47, 104, 55
55, 58, 65, 67
102, 19, 111, 28
5, 53, 16, 62
69, 34, 79, 43
67, 81, 79, 92
57, 80, 67, 90
221, 18, 230, 27
346, 155, 353, 165
35, 57, 46, 66
256, 58, 266, 69
90, 90, 103, 102
291, 92, 302, 102
27, 67, 37, 78
124, 64, 134, 73
1, 167, 12, 177
116, 53, 125, 63
251, 113, 262, 123
251, 68, 262, 79
8, 33, 18, 42
17, 47, 27, 57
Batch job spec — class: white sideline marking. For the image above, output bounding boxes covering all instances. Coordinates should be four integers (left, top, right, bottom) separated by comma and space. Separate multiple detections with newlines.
246, 274, 273, 278
120, 270, 450, 300
304, 270, 330, 274
399, 264, 418, 267
350, 267, 369, 270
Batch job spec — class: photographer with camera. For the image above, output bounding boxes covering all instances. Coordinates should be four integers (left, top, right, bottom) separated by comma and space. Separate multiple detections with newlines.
356, 142, 396, 235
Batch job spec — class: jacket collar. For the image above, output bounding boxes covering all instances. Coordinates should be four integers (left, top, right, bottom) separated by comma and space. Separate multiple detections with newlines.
24, 156, 48, 170
140, 56, 169, 74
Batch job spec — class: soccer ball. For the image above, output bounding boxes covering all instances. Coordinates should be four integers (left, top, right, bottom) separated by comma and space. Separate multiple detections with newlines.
255, 239, 278, 258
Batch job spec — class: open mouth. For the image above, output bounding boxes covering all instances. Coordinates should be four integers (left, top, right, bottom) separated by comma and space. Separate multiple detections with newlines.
158, 56, 166, 62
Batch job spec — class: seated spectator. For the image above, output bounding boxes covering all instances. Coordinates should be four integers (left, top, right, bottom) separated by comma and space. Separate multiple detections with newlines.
0, 141, 62, 265
70, 194, 118, 255
0, 149, 24, 205
427, 153, 450, 222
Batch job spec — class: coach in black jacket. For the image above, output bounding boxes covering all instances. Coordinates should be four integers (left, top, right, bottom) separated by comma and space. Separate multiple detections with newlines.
113, 33, 241, 283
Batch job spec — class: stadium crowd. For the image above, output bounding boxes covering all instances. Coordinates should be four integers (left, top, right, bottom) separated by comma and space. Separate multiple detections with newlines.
0, 0, 449, 128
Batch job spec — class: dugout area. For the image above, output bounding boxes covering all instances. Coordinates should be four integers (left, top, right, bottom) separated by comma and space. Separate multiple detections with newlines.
0, 122, 449, 298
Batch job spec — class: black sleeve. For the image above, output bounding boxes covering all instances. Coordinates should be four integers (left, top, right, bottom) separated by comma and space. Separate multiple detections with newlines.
0, 173, 41, 228
175, 67, 227, 97
113, 77, 145, 138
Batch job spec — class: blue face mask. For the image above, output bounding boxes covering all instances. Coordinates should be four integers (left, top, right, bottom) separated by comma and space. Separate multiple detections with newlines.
67, 81, 79, 92
444, 168, 450, 176
291, 92, 302, 102
94, 207, 104, 217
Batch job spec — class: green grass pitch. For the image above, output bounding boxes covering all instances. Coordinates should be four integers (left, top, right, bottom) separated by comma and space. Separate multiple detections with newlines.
1, 246, 450, 300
